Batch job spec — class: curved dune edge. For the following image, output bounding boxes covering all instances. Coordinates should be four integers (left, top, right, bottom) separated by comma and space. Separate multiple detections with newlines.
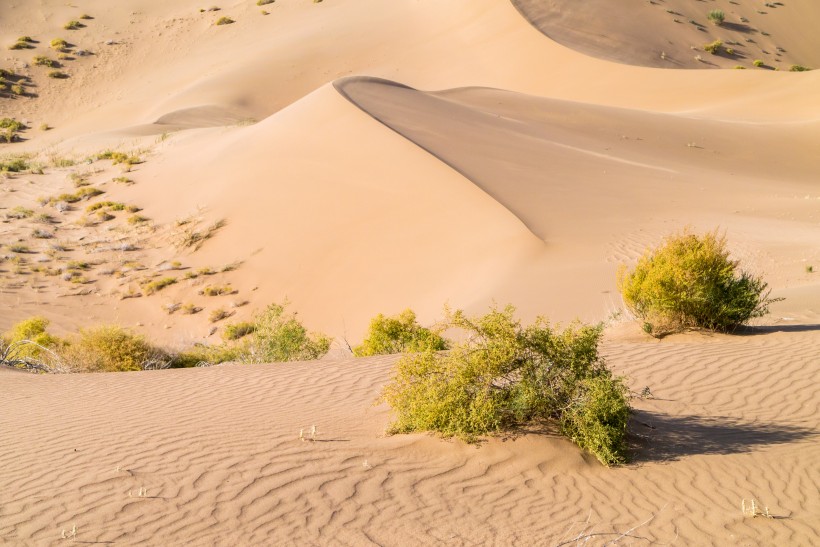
2, 328, 819, 544
511, 0, 820, 70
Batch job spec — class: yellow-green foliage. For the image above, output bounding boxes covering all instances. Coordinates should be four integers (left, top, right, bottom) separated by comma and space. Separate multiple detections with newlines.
86, 201, 126, 213
382, 305, 630, 466
33, 56, 57, 67
243, 302, 330, 362
172, 343, 240, 368
215, 16, 235, 25
353, 309, 448, 357
223, 321, 256, 341
703, 39, 722, 54
790, 65, 811, 72
707, 9, 725, 25
96, 150, 142, 166
0, 156, 30, 171
45, 187, 104, 205
7, 206, 34, 219
199, 285, 236, 296
63, 326, 165, 372
2, 317, 63, 361
50, 38, 68, 50
142, 277, 177, 295
64, 20, 82, 30
618, 230, 779, 337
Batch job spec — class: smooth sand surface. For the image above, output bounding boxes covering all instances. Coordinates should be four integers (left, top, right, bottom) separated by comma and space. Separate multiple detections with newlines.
2, 0, 819, 544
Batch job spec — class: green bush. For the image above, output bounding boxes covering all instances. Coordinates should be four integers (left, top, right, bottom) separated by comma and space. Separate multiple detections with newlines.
243, 302, 330, 362
223, 321, 256, 341
790, 65, 811, 72
381, 305, 630, 466
215, 16, 234, 25
707, 9, 725, 25
753, 59, 764, 67
2, 317, 63, 361
703, 39, 722, 54
618, 230, 779, 337
63, 326, 167, 372
353, 309, 448, 356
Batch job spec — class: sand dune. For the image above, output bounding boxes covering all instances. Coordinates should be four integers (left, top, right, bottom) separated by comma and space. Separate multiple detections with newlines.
2, 0, 820, 544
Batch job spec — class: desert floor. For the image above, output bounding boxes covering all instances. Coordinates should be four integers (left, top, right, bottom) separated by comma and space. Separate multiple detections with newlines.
1, 0, 818, 545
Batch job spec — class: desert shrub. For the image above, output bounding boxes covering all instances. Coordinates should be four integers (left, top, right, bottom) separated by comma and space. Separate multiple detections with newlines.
48, 71, 69, 79
215, 16, 234, 25
257, 0, 275, 4
790, 65, 811, 72
172, 343, 240, 368
62, 326, 168, 372
753, 59, 764, 67
223, 321, 256, 341
64, 20, 82, 30
199, 284, 236, 296
353, 309, 448, 357
33, 56, 57, 67
707, 9, 725, 25
50, 38, 68, 51
95, 150, 142, 166
617, 230, 779, 337
209, 308, 232, 323
241, 302, 330, 362
703, 39, 722, 54
142, 277, 177, 295
7, 206, 34, 219
128, 214, 149, 224
2, 317, 63, 362
381, 305, 630, 466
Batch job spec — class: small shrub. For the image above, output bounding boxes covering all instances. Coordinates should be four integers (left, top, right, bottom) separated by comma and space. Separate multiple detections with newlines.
381, 305, 630, 465
223, 321, 256, 341
7, 206, 34, 219
50, 38, 68, 51
790, 65, 811, 72
209, 308, 232, 323
142, 277, 177, 295
32, 229, 54, 239
48, 71, 69, 79
199, 284, 236, 296
64, 20, 83, 30
2, 317, 63, 362
86, 201, 126, 212
353, 309, 448, 356
707, 9, 725, 25
617, 230, 780, 337
215, 16, 234, 25
257, 0, 274, 4
703, 39, 722, 54
182, 303, 201, 314
33, 56, 57, 67
753, 59, 764, 67
9, 244, 30, 253
62, 326, 168, 372
241, 302, 330, 362
128, 214, 149, 224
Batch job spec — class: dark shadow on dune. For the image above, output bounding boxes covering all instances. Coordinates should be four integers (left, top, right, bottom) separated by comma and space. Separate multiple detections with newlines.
629, 410, 817, 463
720, 22, 756, 34
733, 324, 820, 335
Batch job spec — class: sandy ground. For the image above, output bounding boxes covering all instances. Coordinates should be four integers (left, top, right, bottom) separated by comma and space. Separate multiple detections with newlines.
1, 0, 819, 544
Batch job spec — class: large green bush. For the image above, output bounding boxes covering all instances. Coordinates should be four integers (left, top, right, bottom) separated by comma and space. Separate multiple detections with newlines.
353, 309, 448, 356
618, 230, 778, 337
381, 306, 630, 466
63, 326, 169, 372
242, 302, 331, 362
2, 317, 63, 361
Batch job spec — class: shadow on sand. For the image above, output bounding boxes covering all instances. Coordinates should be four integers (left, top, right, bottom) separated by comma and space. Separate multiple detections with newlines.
629, 410, 817, 463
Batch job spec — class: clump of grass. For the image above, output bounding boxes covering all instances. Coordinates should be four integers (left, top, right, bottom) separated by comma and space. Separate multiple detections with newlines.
707, 9, 725, 25
86, 201, 126, 213
175, 219, 226, 251
753, 59, 764, 67
32, 229, 54, 239
703, 39, 722, 55
790, 65, 811, 72
113, 176, 133, 184
0, 156, 30, 171
9, 39, 34, 50
9, 244, 30, 253
209, 308, 233, 322
61, 326, 170, 372
64, 20, 83, 30
353, 309, 448, 357
257, 0, 274, 4
48, 71, 69, 79
618, 230, 781, 337
127, 214, 149, 224
0, 119, 25, 144
199, 285, 236, 296
382, 305, 630, 466
215, 16, 234, 25
142, 277, 177, 295
50, 38, 69, 51
806, 265, 814, 273
44, 187, 104, 206
223, 321, 256, 341
33, 56, 58, 68
182, 303, 201, 314
95, 150, 142, 167
6, 206, 34, 219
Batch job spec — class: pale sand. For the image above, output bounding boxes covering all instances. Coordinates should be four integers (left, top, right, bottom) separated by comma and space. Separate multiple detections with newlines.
1, 0, 819, 544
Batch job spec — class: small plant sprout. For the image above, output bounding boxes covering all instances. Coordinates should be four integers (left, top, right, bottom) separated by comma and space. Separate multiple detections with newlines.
806, 265, 814, 273
60, 524, 77, 540
742, 499, 772, 518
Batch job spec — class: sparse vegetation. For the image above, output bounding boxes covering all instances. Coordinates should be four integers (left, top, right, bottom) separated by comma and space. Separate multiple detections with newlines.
703, 39, 722, 55
1, 118, 25, 143
381, 305, 630, 466
215, 16, 235, 25
33, 56, 58, 68
790, 65, 811, 72
6, 206, 34, 219
753, 59, 765, 67
707, 9, 725, 25
48, 71, 69, 79
64, 20, 83, 30
199, 285, 236, 296
618, 230, 780, 337
257, 0, 274, 4
50, 38, 68, 51
353, 309, 448, 357
142, 277, 177, 295
209, 308, 232, 323
240, 301, 330, 362
223, 321, 256, 341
